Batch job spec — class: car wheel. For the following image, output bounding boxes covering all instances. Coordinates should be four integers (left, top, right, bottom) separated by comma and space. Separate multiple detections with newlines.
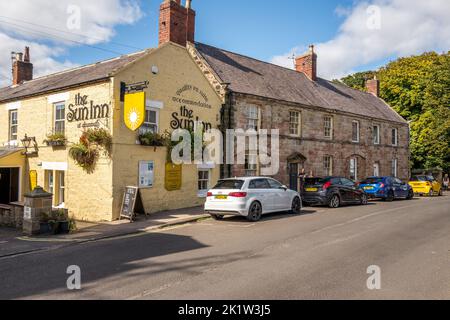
329, 194, 340, 208
360, 193, 369, 205
406, 190, 414, 200
211, 214, 224, 221
290, 197, 302, 214
247, 202, 262, 222
386, 191, 395, 202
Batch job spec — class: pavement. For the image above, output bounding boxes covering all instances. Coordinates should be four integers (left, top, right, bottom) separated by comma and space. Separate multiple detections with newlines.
0, 206, 209, 258
0, 194, 449, 300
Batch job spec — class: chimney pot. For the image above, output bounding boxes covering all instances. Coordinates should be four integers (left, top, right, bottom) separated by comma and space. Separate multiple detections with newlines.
12, 47, 33, 85
158, 0, 196, 47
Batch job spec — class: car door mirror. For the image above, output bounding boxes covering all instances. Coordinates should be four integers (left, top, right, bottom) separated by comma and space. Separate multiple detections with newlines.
279, 185, 288, 191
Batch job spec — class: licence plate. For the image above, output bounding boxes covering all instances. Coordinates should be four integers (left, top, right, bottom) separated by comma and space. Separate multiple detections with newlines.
364, 186, 374, 190
215, 195, 228, 200
305, 188, 318, 192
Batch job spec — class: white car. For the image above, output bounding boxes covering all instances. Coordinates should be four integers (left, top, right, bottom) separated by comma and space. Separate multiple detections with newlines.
204, 177, 302, 222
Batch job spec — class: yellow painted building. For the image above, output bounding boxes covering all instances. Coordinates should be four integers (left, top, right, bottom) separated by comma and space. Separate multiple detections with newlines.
0, 42, 223, 221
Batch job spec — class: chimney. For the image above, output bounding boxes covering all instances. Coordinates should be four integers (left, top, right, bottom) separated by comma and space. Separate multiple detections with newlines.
159, 0, 196, 47
366, 76, 380, 97
12, 46, 33, 85
295, 45, 317, 81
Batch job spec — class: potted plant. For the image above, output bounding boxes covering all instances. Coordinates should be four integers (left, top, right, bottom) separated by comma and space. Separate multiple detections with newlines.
54, 209, 70, 234
44, 132, 67, 147
39, 211, 52, 234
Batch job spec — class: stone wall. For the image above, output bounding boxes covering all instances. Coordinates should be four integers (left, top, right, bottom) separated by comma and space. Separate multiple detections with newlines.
225, 93, 410, 184
0, 204, 23, 229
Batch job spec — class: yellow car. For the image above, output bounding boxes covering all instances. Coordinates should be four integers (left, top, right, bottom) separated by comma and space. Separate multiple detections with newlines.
409, 175, 443, 197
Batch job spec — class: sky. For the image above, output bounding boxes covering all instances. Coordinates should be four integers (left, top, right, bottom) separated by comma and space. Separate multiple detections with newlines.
0, 0, 449, 87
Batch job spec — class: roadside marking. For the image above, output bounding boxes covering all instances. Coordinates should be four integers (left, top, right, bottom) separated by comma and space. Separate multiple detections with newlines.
0, 241, 8, 244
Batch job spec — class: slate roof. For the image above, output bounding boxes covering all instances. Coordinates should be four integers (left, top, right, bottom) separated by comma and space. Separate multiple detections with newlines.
195, 43, 407, 124
0, 50, 149, 103
0, 148, 23, 159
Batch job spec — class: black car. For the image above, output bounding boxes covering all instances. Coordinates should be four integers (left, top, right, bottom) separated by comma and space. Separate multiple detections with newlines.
302, 177, 368, 208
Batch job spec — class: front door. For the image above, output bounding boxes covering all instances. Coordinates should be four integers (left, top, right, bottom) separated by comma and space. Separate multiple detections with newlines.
289, 163, 299, 192
0, 168, 19, 204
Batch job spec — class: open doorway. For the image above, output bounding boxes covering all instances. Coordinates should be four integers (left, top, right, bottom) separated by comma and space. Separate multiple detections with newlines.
0, 168, 20, 205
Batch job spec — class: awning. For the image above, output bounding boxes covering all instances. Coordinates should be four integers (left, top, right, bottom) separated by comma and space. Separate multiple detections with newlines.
0, 148, 25, 166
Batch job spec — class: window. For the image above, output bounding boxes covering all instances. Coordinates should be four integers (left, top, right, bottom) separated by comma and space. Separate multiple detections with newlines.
213, 180, 244, 190
324, 155, 333, 176
246, 106, 259, 131
324, 116, 333, 139
349, 157, 358, 181
140, 107, 159, 134
373, 163, 380, 177
57, 171, 65, 207
391, 159, 398, 177
289, 111, 301, 136
54, 103, 65, 134
45, 170, 54, 194
245, 151, 258, 177
249, 179, 271, 189
392, 128, 398, 146
373, 125, 380, 145
352, 121, 360, 143
267, 179, 283, 189
9, 109, 18, 141
198, 170, 210, 194
341, 178, 355, 187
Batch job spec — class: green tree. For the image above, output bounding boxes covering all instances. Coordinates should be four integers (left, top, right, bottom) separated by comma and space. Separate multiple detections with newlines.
339, 52, 450, 173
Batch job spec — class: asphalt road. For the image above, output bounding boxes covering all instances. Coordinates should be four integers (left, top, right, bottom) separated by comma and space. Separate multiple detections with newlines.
0, 195, 449, 300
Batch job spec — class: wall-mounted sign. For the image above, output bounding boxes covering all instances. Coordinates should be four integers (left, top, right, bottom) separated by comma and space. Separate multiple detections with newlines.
139, 160, 154, 188
24, 206, 32, 221
172, 84, 212, 109
124, 92, 146, 131
165, 163, 182, 191
67, 93, 110, 122
171, 106, 212, 132
29, 170, 37, 191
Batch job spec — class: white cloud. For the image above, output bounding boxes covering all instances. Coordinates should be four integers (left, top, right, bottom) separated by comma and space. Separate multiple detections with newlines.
270, 0, 450, 80
0, 0, 143, 87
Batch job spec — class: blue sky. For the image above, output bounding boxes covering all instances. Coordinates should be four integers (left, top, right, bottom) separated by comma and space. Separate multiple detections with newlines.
63, 0, 358, 67
0, 0, 449, 86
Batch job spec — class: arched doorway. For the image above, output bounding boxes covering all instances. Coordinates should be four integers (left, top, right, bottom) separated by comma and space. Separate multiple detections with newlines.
287, 152, 307, 191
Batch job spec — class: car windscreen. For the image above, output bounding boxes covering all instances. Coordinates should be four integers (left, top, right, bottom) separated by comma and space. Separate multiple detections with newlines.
304, 178, 328, 185
410, 176, 430, 182
361, 178, 384, 184
213, 180, 244, 190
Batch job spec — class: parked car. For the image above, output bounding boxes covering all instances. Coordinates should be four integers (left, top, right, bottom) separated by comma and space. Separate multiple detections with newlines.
409, 175, 443, 197
204, 177, 302, 222
359, 177, 414, 201
302, 177, 368, 208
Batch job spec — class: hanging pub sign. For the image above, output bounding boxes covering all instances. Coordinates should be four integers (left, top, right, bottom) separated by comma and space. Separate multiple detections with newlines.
165, 163, 182, 191
124, 92, 146, 131
120, 186, 146, 222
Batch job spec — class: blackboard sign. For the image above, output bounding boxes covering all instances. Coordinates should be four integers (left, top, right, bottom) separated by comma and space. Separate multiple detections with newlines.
120, 186, 146, 222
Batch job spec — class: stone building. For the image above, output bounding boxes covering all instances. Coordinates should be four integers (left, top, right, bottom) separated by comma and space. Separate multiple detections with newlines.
191, 42, 410, 189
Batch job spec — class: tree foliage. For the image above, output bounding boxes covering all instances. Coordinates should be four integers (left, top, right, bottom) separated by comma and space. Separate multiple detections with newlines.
339, 52, 450, 172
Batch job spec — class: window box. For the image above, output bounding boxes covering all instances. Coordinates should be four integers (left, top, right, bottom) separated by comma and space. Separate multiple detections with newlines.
44, 133, 67, 147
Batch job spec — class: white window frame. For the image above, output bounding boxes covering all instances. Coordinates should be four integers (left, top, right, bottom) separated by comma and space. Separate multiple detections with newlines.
289, 111, 301, 136
373, 125, 380, 145
350, 157, 358, 181
140, 107, 159, 134
324, 155, 333, 176
392, 128, 398, 146
58, 171, 65, 207
54, 102, 66, 134
197, 169, 210, 197
392, 159, 398, 177
373, 162, 380, 177
352, 120, 360, 143
324, 116, 333, 139
9, 109, 18, 142
246, 105, 259, 131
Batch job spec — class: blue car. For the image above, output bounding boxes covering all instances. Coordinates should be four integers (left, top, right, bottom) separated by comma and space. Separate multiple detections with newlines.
359, 177, 414, 201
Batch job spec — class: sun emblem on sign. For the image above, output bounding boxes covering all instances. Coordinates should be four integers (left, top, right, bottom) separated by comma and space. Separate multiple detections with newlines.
126, 107, 142, 131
